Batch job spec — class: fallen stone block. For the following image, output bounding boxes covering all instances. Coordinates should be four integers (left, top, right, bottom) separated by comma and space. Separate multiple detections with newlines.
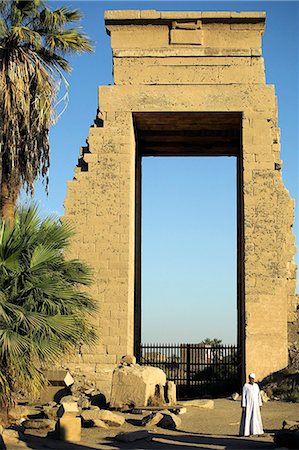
60, 394, 79, 403
231, 392, 240, 401
165, 381, 177, 405
93, 419, 109, 429
59, 415, 81, 442
58, 401, 79, 416
8, 406, 30, 421
115, 430, 150, 442
97, 410, 125, 427
181, 399, 214, 409
43, 406, 59, 420
282, 420, 299, 431
110, 364, 167, 408
81, 408, 125, 427
260, 390, 270, 403
142, 412, 163, 428
158, 411, 181, 430
2, 429, 20, 444
23, 419, 56, 431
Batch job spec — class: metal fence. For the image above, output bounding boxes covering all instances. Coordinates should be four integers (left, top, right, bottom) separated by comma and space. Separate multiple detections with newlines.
139, 343, 240, 399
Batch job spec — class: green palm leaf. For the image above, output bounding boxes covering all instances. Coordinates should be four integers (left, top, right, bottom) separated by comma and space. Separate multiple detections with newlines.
0, 205, 97, 406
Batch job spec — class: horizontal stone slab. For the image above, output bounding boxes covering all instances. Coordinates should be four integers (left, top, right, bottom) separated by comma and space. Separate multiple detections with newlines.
113, 48, 261, 58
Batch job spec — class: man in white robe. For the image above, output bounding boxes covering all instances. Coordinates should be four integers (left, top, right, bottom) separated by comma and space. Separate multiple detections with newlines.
239, 372, 264, 436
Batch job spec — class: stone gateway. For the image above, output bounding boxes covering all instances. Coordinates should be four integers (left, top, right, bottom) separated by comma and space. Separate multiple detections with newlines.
63, 11, 298, 397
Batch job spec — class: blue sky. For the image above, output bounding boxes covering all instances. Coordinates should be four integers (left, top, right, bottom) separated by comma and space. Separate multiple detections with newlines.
32, 1, 298, 344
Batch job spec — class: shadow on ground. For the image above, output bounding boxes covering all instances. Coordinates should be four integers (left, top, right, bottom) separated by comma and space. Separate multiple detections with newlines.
18, 430, 276, 450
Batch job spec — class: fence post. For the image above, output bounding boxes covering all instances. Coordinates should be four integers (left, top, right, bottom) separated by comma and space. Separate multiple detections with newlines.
186, 344, 191, 397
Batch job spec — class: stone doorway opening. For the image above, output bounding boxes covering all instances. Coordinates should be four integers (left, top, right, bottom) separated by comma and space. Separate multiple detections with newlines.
133, 112, 244, 381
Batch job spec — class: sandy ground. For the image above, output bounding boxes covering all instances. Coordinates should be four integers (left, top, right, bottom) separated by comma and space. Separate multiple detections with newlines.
5, 399, 299, 450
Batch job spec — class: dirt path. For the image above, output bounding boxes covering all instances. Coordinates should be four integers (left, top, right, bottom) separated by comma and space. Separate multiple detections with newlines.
9, 399, 299, 450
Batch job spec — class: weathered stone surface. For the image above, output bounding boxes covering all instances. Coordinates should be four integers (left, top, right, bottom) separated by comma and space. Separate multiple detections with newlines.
260, 390, 270, 403
165, 381, 177, 405
142, 410, 181, 429
110, 365, 167, 408
142, 412, 163, 428
63, 9, 297, 391
8, 406, 30, 421
2, 429, 26, 447
59, 415, 81, 442
115, 430, 150, 442
23, 419, 56, 430
283, 420, 299, 431
93, 419, 109, 429
181, 399, 214, 409
231, 392, 240, 401
59, 401, 79, 414
120, 355, 136, 365
97, 410, 125, 427
81, 408, 125, 427
43, 406, 59, 420
158, 411, 182, 430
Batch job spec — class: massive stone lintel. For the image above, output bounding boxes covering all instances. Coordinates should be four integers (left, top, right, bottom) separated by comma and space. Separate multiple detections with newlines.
63, 11, 298, 396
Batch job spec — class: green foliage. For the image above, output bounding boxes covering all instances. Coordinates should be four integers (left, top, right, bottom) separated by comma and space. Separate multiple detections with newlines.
0, 205, 97, 407
201, 337, 223, 347
0, 0, 93, 201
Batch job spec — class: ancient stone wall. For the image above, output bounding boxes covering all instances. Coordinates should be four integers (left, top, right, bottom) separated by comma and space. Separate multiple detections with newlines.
63, 11, 297, 394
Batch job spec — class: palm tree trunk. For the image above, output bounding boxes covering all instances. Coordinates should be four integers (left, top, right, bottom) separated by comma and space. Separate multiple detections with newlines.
0, 179, 16, 223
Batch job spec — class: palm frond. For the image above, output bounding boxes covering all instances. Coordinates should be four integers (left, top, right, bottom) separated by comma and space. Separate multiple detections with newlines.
46, 28, 93, 53
0, 0, 93, 204
0, 205, 97, 406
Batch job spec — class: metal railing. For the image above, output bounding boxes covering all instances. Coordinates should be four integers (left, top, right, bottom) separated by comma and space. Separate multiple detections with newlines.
139, 343, 240, 399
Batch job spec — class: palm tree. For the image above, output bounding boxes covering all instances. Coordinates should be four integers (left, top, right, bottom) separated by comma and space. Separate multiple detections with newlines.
201, 338, 223, 347
0, 0, 92, 222
0, 205, 96, 407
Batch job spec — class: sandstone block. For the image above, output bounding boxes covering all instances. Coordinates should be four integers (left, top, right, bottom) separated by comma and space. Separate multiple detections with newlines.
170, 29, 203, 45
59, 415, 81, 442
165, 381, 177, 405
81, 408, 125, 427
96, 410, 125, 427
23, 419, 56, 430
93, 419, 109, 429
181, 399, 214, 409
142, 412, 163, 428
115, 430, 150, 442
231, 392, 240, 401
8, 406, 30, 421
120, 354, 136, 365
283, 420, 299, 431
158, 411, 182, 430
110, 365, 166, 408
260, 390, 270, 403
2, 429, 23, 446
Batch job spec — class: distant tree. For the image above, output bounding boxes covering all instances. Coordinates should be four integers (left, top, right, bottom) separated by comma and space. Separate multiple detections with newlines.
201, 338, 222, 347
0, 206, 96, 407
0, 0, 93, 222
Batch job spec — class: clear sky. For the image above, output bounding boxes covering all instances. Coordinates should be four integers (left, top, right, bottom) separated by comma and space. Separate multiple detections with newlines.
30, 1, 299, 344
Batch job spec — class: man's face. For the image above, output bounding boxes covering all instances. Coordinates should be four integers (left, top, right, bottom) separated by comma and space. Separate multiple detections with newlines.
249, 376, 255, 384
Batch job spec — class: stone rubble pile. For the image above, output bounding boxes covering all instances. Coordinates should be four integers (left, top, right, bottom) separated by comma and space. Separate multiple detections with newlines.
0, 359, 181, 445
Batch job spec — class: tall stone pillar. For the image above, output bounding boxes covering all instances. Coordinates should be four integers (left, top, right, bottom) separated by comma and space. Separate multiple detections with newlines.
64, 10, 297, 394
